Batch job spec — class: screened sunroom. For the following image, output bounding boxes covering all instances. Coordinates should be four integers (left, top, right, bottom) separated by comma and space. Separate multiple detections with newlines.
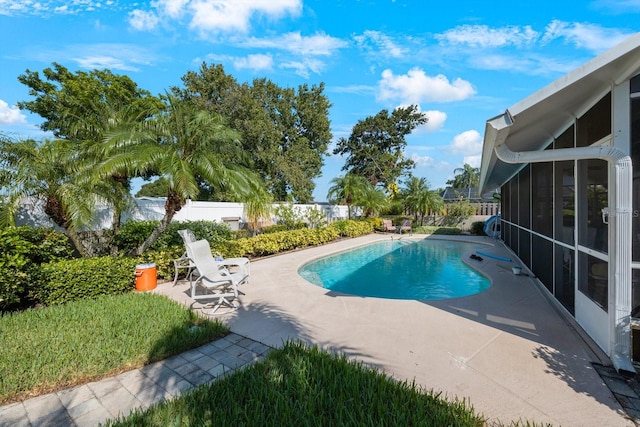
479, 32, 640, 372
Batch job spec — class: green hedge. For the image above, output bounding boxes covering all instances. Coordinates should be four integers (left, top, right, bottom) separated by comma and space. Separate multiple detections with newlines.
0, 226, 73, 312
328, 219, 374, 238
215, 220, 373, 258
113, 220, 234, 253
37, 257, 140, 306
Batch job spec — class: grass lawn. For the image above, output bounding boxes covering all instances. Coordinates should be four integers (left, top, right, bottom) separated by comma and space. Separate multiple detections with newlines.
0, 292, 228, 404
105, 340, 486, 426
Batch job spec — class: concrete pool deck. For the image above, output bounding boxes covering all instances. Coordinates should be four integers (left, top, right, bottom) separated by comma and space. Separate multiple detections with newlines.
160, 233, 633, 426
2, 233, 635, 426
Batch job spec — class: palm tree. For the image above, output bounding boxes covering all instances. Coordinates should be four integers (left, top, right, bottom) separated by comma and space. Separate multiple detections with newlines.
243, 183, 273, 236
402, 176, 444, 225
450, 163, 480, 200
0, 138, 95, 256
100, 95, 262, 255
326, 173, 370, 219
359, 185, 389, 217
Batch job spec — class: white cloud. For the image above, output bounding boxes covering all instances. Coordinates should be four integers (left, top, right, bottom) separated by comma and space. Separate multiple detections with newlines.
0, 0, 120, 16
233, 53, 273, 71
128, 10, 160, 31
281, 58, 325, 78
0, 100, 27, 125
377, 67, 476, 105
542, 20, 633, 52
423, 110, 447, 132
470, 53, 578, 75
354, 30, 407, 58
188, 0, 302, 34
411, 153, 435, 167
450, 130, 482, 156
152, 0, 191, 19
436, 25, 539, 48
463, 155, 481, 168
241, 32, 348, 56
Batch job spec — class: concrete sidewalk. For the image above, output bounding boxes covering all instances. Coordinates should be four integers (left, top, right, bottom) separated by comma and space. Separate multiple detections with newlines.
1, 234, 637, 426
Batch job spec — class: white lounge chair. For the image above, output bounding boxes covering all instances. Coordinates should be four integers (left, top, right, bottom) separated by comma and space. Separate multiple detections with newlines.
174, 229, 251, 286
185, 239, 249, 314
172, 229, 198, 286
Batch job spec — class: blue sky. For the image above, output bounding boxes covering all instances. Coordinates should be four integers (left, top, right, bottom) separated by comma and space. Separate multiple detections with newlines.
1, 1, 639, 202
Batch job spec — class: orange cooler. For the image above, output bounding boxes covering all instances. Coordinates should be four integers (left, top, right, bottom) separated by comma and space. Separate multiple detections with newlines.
135, 263, 157, 291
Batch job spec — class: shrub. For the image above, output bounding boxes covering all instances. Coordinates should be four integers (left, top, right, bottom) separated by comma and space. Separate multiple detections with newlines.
328, 220, 374, 238
0, 226, 73, 312
138, 247, 185, 281
113, 220, 234, 253
218, 227, 341, 258
38, 257, 139, 306
470, 221, 486, 236
112, 220, 157, 254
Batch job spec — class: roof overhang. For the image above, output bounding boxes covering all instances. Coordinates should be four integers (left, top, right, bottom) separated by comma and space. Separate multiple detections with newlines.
480, 32, 640, 194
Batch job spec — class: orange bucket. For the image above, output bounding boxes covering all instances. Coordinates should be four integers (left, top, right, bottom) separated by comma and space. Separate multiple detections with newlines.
135, 263, 157, 291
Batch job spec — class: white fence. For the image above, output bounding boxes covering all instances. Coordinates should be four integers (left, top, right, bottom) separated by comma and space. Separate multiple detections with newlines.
15, 197, 350, 231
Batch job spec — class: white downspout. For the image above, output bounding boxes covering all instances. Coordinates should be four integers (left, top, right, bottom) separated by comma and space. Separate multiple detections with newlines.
495, 143, 634, 372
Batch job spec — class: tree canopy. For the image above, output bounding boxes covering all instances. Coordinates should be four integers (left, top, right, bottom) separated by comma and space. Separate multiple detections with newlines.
173, 63, 332, 202
447, 163, 480, 189
333, 105, 427, 188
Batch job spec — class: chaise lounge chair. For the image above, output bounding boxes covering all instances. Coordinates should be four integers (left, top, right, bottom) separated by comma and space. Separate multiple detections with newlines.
382, 219, 396, 232
185, 239, 249, 314
398, 220, 412, 234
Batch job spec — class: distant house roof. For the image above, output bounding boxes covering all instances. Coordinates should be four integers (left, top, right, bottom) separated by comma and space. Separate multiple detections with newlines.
441, 187, 496, 202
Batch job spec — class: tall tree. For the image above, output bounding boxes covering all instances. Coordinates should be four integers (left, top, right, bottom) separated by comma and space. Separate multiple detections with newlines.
16, 63, 163, 237
174, 63, 332, 202
0, 138, 94, 256
333, 105, 427, 188
100, 95, 263, 255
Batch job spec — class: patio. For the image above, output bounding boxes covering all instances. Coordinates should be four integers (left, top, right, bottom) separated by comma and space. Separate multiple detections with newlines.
159, 233, 633, 426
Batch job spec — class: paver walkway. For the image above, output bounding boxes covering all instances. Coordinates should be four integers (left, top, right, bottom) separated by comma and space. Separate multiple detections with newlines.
0, 333, 270, 426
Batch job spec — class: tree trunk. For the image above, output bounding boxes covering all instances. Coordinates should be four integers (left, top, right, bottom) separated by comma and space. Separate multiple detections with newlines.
66, 227, 88, 258
131, 192, 183, 256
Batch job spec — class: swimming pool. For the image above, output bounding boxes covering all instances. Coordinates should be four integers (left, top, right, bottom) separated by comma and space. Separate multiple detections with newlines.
298, 239, 490, 300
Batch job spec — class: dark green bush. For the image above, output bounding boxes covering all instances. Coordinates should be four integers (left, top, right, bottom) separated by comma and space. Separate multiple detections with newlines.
0, 226, 73, 312
470, 221, 486, 235
15, 226, 74, 263
0, 230, 34, 311
112, 220, 158, 253
138, 247, 185, 281
38, 257, 139, 306
113, 220, 234, 253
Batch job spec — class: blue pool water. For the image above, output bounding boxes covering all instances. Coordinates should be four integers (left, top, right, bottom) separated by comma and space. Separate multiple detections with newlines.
298, 239, 490, 300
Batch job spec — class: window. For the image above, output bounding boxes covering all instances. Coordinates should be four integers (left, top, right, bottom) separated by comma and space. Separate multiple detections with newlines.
554, 160, 575, 245
578, 252, 608, 311
576, 93, 611, 147
518, 166, 531, 228
532, 235, 553, 292
577, 159, 608, 253
531, 162, 553, 237
555, 245, 575, 315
